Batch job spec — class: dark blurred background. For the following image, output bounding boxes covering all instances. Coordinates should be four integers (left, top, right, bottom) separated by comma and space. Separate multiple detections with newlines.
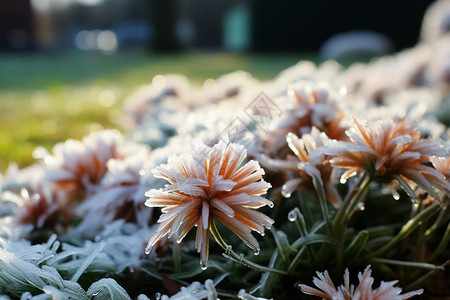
0, 0, 436, 54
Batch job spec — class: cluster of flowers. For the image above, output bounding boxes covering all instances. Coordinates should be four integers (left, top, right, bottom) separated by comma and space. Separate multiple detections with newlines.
1, 2, 450, 299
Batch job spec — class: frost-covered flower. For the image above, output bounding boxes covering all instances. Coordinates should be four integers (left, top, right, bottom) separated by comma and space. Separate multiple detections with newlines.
17, 187, 71, 230
431, 156, 450, 182
261, 128, 340, 206
299, 265, 423, 300
197, 70, 260, 105
420, 0, 450, 43
43, 130, 146, 203
266, 82, 347, 156
145, 139, 273, 268
122, 74, 192, 128
431, 156, 450, 202
326, 118, 450, 199
72, 145, 153, 236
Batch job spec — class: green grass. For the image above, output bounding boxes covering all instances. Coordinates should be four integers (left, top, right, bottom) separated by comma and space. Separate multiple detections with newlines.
0, 50, 371, 173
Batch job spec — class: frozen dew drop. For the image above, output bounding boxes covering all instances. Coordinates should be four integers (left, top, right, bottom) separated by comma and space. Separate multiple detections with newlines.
260, 231, 265, 237
393, 192, 400, 200
239, 253, 244, 260
254, 248, 260, 256
200, 261, 207, 270
282, 191, 292, 198
267, 201, 274, 208
288, 209, 297, 222
20, 188, 30, 200
359, 204, 365, 211
155, 292, 161, 300
340, 177, 347, 184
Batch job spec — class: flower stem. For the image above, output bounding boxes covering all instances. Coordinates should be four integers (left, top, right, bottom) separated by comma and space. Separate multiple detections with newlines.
427, 220, 450, 262
366, 202, 441, 259
370, 257, 444, 270
333, 173, 370, 229
210, 220, 288, 275
331, 173, 370, 271
312, 176, 332, 234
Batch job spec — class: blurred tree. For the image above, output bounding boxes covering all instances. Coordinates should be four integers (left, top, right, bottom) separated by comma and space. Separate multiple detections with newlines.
0, 0, 33, 50
151, 0, 180, 52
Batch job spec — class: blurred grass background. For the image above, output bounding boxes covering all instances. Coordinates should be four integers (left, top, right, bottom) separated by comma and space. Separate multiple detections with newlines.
0, 51, 366, 173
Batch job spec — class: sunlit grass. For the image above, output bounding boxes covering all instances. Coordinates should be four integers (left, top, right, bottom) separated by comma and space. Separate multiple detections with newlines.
0, 50, 371, 172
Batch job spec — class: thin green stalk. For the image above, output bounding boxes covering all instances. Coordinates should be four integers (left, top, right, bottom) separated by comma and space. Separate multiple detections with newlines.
312, 176, 332, 234
343, 175, 371, 222
172, 235, 181, 273
298, 191, 313, 229
406, 260, 450, 290
288, 207, 318, 262
210, 220, 288, 275
331, 173, 370, 272
427, 220, 450, 262
425, 205, 448, 237
333, 173, 370, 230
370, 257, 444, 270
366, 202, 441, 259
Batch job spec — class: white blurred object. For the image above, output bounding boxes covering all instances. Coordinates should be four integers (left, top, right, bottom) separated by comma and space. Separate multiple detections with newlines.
320, 30, 393, 59
421, 0, 450, 42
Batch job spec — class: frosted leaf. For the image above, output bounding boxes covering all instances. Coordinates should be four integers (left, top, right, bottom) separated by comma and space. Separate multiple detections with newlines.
86, 278, 131, 300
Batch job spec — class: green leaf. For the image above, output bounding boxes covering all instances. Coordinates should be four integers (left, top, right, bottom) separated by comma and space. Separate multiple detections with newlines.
344, 230, 368, 263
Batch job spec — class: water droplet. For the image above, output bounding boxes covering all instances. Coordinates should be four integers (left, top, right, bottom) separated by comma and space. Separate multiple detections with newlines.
254, 248, 260, 255
267, 201, 274, 208
340, 177, 347, 184
200, 261, 207, 270
155, 292, 161, 300
239, 253, 244, 260
288, 210, 297, 222
260, 232, 265, 237
393, 193, 400, 200
282, 191, 292, 198
359, 205, 365, 211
